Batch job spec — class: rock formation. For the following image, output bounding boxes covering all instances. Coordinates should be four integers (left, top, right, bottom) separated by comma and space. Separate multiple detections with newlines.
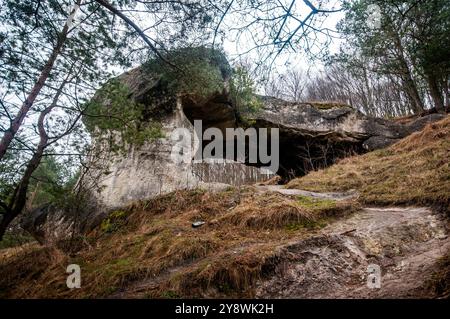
23, 48, 446, 243
250, 97, 445, 178
80, 51, 444, 209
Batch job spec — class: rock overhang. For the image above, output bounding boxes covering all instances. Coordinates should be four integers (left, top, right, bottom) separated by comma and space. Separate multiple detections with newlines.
82, 47, 446, 205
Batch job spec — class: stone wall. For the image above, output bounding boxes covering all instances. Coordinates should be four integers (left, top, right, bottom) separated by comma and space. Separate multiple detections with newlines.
192, 160, 274, 186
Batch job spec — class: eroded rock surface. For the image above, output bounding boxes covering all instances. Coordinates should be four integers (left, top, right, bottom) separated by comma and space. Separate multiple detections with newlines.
256, 206, 449, 298
84, 66, 444, 209
83, 98, 273, 209
250, 97, 445, 177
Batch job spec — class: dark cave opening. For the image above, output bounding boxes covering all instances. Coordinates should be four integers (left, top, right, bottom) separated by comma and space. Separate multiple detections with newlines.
181, 97, 365, 184
276, 131, 364, 182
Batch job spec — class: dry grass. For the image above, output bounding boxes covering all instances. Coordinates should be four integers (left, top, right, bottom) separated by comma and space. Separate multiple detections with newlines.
427, 253, 450, 298
218, 193, 355, 230
0, 186, 356, 298
162, 243, 282, 298
287, 116, 450, 213
218, 193, 313, 229
308, 101, 352, 110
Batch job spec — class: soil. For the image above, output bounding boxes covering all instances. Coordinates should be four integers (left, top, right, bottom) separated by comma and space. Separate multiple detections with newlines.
112, 186, 449, 298
256, 205, 449, 298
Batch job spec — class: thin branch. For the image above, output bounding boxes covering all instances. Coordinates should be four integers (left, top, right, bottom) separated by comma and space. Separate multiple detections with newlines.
213, 0, 235, 47
94, 0, 178, 70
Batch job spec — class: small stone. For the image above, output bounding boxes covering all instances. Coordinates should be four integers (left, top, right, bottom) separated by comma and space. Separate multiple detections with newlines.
192, 221, 206, 228
437, 233, 448, 240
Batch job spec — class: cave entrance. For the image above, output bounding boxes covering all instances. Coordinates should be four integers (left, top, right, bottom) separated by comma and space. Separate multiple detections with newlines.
181, 96, 364, 184
277, 129, 364, 182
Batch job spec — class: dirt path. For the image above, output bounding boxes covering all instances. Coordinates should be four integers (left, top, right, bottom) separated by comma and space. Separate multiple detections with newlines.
256, 206, 449, 298
257, 184, 358, 201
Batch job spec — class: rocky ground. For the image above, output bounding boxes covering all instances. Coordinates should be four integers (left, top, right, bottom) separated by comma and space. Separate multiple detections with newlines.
256, 204, 449, 298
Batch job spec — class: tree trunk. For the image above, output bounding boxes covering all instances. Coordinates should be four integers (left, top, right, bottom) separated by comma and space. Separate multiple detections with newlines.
362, 66, 374, 112
0, 144, 47, 240
0, 213, 13, 240
26, 182, 41, 211
403, 78, 424, 114
427, 73, 445, 112
0, 79, 66, 241
0, 1, 80, 162
443, 76, 449, 110
391, 29, 424, 114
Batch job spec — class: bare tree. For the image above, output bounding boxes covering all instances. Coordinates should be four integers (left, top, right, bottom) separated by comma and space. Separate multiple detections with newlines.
282, 69, 307, 102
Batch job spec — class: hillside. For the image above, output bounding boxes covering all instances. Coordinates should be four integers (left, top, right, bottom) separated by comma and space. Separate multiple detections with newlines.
287, 116, 450, 212
0, 116, 449, 299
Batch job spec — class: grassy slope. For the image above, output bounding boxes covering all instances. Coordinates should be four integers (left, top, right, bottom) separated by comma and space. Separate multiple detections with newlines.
288, 116, 450, 213
0, 188, 356, 298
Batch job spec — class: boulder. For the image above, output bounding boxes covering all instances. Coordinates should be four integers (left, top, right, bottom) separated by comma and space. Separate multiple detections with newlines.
22, 204, 75, 245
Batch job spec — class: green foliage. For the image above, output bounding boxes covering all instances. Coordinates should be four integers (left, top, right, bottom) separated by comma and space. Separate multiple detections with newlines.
83, 78, 164, 150
0, 154, 79, 213
100, 210, 129, 233
28, 157, 78, 209
144, 47, 231, 100
84, 47, 236, 150
0, 0, 134, 97
83, 47, 263, 153
0, 0, 139, 231
230, 66, 262, 115
0, 232, 34, 250
336, 0, 450, 112
297, 196, 337, 211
